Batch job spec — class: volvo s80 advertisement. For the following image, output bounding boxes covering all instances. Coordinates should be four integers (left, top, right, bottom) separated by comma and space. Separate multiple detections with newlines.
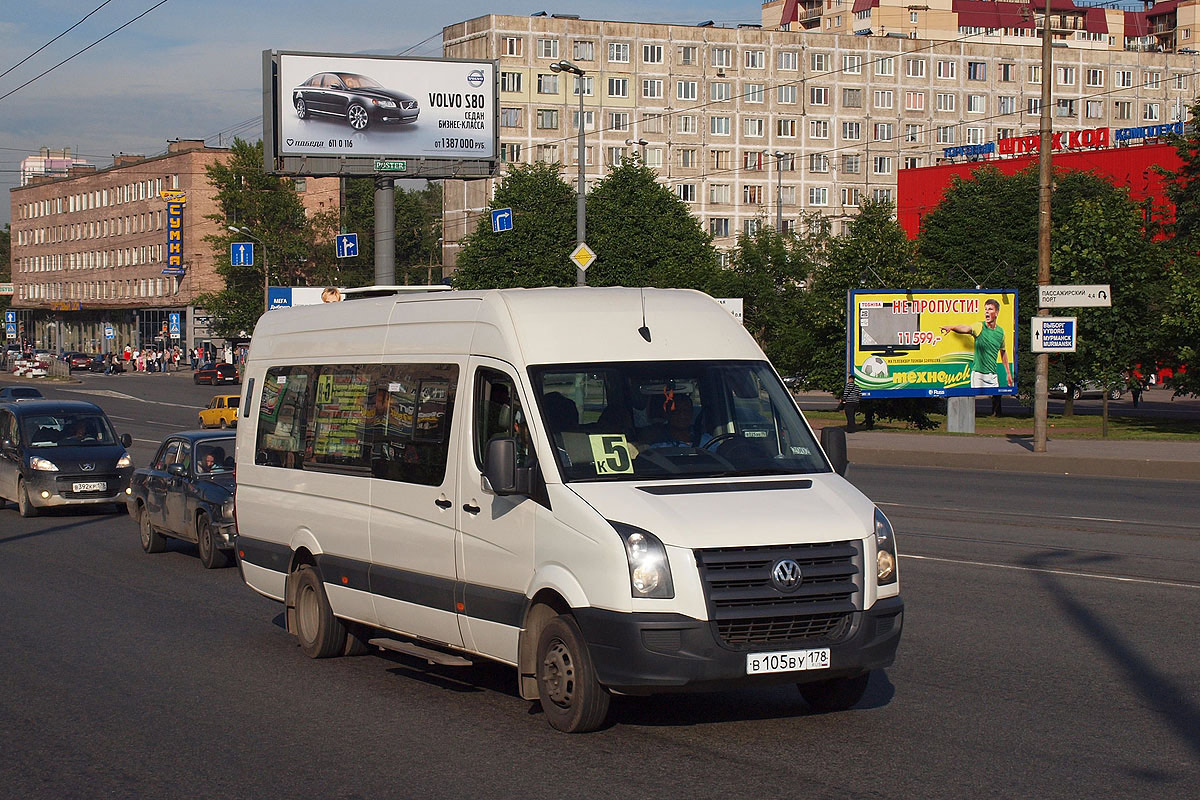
271, 52, 496, 163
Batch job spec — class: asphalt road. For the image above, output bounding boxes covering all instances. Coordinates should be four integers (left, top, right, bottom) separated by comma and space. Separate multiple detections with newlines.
2, 371, 1198, 798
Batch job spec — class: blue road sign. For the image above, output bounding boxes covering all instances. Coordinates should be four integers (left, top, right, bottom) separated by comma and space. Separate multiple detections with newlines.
4, 311, 15, 324
231, 242, 254, 266
161, 266, 186, 276
491, 208, 513, 233
168, 312, 181, 339
336, 233, 359, 258
104, 326, 115, 340
5, 323, 16, 340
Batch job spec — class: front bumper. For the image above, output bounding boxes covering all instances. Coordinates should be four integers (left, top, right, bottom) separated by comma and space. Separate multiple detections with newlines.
574, 595, 903, 695
25, 471, 132, 508
213, 521, 237, 550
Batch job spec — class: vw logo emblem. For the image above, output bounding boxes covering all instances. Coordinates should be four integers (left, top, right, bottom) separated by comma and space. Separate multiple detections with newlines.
771, 559, 803, 592
80, 463, 96, 472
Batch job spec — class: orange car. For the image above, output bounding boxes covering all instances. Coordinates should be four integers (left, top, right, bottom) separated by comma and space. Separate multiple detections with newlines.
197, 394, 239, 428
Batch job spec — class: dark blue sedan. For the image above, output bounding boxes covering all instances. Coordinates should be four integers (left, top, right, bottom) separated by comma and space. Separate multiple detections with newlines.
127, 431, 237, 569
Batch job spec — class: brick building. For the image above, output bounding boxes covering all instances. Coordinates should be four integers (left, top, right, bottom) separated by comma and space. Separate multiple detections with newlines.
8, 140, 338, 354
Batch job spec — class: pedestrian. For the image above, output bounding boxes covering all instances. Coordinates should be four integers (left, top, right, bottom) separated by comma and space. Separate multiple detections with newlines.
1130, 374, 1144, 408
839, 374, 862, 433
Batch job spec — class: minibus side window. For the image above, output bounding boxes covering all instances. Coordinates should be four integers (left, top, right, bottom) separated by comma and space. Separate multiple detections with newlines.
372, 363, 458, 486
474, 369, 531, 468
256, 366, 314, 468
308, 365, 373, 474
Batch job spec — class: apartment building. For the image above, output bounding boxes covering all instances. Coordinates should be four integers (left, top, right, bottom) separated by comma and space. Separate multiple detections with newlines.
440, 13, 1194, 270
8, 140, 338, 353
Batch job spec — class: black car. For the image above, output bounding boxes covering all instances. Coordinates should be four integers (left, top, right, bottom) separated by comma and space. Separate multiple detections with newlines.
193, 362, 239, 385
293, 72, 419, 131
0, 399, 134, 516
87, 354, 124, 373
0, 385, 43, 402
127, 431, 237, 569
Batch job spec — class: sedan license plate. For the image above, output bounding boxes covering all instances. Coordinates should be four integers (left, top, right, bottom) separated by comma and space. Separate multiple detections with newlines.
746, 648, 830, 675
72, 481, 106, 492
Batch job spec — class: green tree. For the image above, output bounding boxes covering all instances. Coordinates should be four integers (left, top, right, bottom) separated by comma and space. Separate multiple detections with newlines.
196, 138, 315, 337
453, 162, 577, 288
1155, 105, 1200, 396
394, 181, 443, 285
585, 160, 720, 290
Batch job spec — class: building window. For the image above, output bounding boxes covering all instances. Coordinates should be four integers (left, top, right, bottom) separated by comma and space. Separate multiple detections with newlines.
744, 219, 761, 237
536, 144, 559, 163
873, 122, 893, 141
904, 91, 925, 111
1086, 68, 1104, 87
537, 73, 558, 94
1145, 71, 1161, 89
874, 90, 894, 109
810, 87, 829, 105
1027, 98, 1042, 115
778, 51, 798, 70
537, 39, 559, 59
712, 47, 732, 68
1057, 67, 1075, 86
778, 118, 797, 137
501, 143, 522, 162
744, 185, 764, 204
608, 77, 628, 98
1115, 69, 1132, 88
746, 83, 764, 103
676, 183, 697, 202
679, 45, 697, 65
500, 72, 522, 93
808, 187, 829, 206
809, 153, 830, 173
500, 107, 521, 127
678, 115, 697, 134
1144, 102, 1161, 121
646, 148, 664, 167
966, 127, 985, 144
743, 151, 764, 170
745, 49, 765, 69
635, 78, 661, 100
968, 61, 986, 81
711, 116, 730, 135
876, 57, 895, 76
1114, 100, 1132, 120
903, 156, 922, 170
503, 37, 522, 56
811, 52, 829, 71
711, 82, 732, 101
1086, 100, 1103, 119
778, 85, 797, 104
643, 44, 663, 64
679, 148, 698, 168
572, 110, 594, 129
809, 119, 830, 139
536, 109, 559, 129
609, 42, 629, 63
1056, 99, 1076, 117
843, 87, 863, 108
841, 187, 861, 206
573, 41, 594, 61
843, 55, 862, 74
710, 183, 730, 203
873, 188, 893, 204
999, 96, 1016, 115
709, 218, 730, 237
842, 121, 862, 140
936, 93, 956, 112
1175, 74, 1189, 90
967, 95, 985, 113
1029, 65, 1042, 84
745, 118, 765, 137
936, 126, 955, 144
905, 58, 926, 78
677, 80, 697, 101
937, 60, 956, 79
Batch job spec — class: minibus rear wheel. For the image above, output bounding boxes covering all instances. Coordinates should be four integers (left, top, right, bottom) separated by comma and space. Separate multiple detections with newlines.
535, 615, 610, 733
295, 565, 348, 659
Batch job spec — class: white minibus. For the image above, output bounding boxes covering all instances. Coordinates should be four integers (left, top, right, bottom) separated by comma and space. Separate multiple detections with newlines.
235, 287, 902, 732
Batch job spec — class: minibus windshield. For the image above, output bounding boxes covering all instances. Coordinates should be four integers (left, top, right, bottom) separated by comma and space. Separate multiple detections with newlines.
530, 361, 830, 482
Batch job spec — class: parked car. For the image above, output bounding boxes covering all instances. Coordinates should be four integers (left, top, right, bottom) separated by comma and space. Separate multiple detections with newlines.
87, 354, 124, 373
67, 353, 95, 370
198, 394, 239, 428
1050, 381, 1123, 400
193, 362, 239, 385
127, 431, 237, 569
292, 71, 419, 131
0, 386, 43, 402
0, 399, 134, 517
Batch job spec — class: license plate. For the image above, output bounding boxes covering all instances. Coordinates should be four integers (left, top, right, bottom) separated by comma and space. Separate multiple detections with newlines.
746, 648, 830, 675
72, 481, 106, 492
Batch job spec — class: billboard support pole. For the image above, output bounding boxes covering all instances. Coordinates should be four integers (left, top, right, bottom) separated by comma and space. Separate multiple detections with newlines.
1034, 0, 1054, 453
375, 178, 395, 285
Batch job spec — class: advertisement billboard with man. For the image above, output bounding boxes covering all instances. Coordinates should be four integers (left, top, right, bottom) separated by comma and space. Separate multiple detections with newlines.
847, 289, 1019, 398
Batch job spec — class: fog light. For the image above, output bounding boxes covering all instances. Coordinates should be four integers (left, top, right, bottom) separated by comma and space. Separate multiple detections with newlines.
41, 491, 50, 499
125, 487, 132, 495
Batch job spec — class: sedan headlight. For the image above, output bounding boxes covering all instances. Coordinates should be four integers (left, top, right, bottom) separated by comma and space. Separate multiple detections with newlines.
609, 521, 674, 599
874, 507, 898, 585
373, 99, 397, 108
29, 456, 59, 471
116, 452, 133, 468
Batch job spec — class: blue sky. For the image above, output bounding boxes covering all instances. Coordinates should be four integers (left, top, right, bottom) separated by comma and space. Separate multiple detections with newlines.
0, 0, 762, 225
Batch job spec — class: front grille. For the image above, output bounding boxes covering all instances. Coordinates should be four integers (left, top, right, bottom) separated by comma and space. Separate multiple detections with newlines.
696, 541, 863, 647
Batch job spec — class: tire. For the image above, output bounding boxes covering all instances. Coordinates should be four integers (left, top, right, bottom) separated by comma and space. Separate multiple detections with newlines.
294, 565, 348, 658
198, 416, 206, 428
18, 479, 38, 518
1109, 389, 1123, 400
219, 418, 228, 429
197, 513, 231, 569
139, 505, 166, 553
535, 615, 610, 733
347, 103, 369, 131
295, 97, 308, 119
193, 374, 200, 385
1072, 388, 1082, 400
798, 672, 871, 712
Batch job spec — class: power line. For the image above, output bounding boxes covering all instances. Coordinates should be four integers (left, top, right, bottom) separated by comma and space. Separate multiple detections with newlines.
0, 0, 116, 83
0, 0, 174, 104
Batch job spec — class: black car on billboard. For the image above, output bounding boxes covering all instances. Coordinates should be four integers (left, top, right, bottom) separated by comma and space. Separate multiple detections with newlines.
293, 72, 419, 131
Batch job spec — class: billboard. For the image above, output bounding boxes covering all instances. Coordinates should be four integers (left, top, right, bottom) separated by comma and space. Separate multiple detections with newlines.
847, 290, 1019, 398
264, 50, 498, 179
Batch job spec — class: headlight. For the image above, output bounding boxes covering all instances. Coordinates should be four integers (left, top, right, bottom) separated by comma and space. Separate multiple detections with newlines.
29, 456, 59, 471
116, 452, 133, 468
374, 99, 397, 108
609, 521, 674, 599
874, 507, 898, 585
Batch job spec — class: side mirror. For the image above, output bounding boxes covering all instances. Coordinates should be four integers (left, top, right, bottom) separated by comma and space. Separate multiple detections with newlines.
820, 426, 849, 477
120, 433, 133, 448
483, 438, 533, 497
167, 463, 186, 477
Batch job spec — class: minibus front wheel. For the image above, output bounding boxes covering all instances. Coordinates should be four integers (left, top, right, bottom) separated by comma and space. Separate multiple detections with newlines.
295, 565, 348, 659
536, 615, 611, 733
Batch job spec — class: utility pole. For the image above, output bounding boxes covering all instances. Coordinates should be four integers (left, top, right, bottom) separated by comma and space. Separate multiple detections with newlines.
551, 59, 588, 286
1034, 0, 1054, 453
375, 178, 395, 285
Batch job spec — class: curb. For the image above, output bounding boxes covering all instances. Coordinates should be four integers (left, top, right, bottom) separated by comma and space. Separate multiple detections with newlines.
849, 446, 1200, 481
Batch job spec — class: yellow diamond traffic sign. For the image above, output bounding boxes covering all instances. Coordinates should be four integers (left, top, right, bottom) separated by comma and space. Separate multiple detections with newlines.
569, 243, 597, 271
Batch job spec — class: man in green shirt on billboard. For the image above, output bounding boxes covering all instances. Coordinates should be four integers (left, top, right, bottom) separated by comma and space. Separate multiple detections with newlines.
940, 298, 1013, 390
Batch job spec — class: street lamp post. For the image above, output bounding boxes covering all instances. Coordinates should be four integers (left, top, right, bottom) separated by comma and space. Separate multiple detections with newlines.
229, 225, 269, 314
624, 137, 649, 163
550, 59, 588, 286
772, 151, 787, 232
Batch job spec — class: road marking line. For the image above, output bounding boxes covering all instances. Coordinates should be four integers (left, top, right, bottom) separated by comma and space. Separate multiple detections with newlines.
134, 438, 162, 444
878, 501, 1194, 530
901, 553, 1200, 589
60, 388, 195, 409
